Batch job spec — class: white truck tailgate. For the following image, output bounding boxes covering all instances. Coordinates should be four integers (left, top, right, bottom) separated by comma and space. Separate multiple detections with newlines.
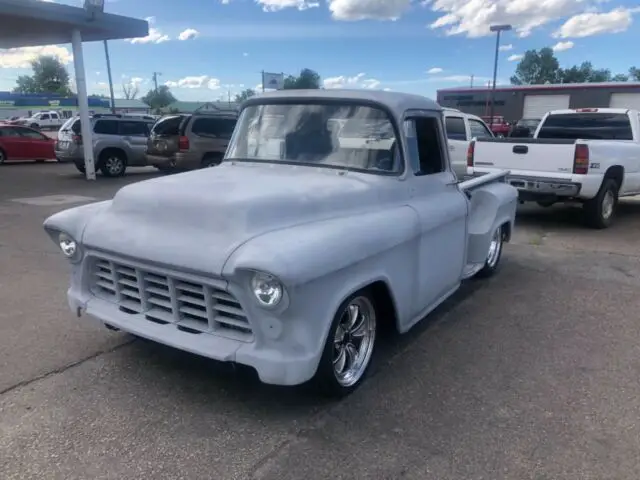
472, 139, 576, 174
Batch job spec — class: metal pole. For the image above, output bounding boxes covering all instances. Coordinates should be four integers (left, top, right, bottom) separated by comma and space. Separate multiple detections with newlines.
489, 30, 500, 130
261, 71, 265, 93
103, 40, 116, 114
71, 29, 96, 180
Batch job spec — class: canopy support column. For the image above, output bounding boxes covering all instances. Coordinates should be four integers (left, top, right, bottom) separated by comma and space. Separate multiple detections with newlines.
71, 28, 96, 180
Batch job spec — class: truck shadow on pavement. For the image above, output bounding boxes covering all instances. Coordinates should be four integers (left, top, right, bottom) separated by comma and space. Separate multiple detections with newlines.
122, 277, 485, 408
514, 198, 640, 231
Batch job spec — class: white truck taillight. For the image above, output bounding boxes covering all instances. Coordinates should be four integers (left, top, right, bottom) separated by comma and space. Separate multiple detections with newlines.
466, 141, 475, 168
573, 144, 589, 174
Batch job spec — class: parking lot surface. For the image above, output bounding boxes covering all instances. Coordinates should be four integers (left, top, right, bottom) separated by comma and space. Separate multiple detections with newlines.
2, 163, 640, 479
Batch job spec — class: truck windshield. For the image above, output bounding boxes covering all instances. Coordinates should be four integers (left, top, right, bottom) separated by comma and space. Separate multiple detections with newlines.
226, 102, 401, 174
537, 113, 633, 140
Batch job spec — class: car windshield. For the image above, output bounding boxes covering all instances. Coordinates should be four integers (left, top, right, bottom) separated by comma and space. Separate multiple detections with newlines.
225, 102, 401, 174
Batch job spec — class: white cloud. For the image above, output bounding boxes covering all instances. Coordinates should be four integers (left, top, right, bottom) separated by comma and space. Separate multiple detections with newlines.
127, 16, 170, 44
552, 40, 574, 51
508, 54, 524, 61
323, 72, 381, 89
243, 52, 249, 57
178, 28, 199, 41
165, 75, 221, 90
329, 0, 411, 20
499, 44, 513, 51
554, 7, 636, 38
0, 45, 73, 68
256, 0, 320, 12
428, 0, 593, 38
427, 67, 443, 74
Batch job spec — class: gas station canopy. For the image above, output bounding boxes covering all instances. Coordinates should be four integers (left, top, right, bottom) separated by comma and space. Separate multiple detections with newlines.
0, 0, 148, 49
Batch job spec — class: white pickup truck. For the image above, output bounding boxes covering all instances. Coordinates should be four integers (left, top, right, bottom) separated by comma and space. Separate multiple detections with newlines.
467, 108, 640, 228
13, 111, 64, 130
443, 108, 494, 179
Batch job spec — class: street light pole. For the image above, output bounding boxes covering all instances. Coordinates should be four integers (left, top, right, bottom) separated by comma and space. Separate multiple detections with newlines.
488, 24, 512, 130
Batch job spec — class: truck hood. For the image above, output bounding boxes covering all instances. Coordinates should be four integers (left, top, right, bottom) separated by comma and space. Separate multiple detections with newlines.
82, 162, 400, 274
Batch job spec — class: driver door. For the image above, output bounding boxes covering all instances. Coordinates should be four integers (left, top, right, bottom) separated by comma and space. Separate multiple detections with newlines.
403, 114, 468, 320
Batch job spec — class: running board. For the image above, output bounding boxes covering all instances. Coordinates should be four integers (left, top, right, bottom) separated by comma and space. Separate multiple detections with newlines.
462, 263, 484, 279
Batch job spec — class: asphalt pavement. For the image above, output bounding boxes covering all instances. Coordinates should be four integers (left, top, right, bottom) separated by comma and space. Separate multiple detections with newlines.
2, 163, 640, 480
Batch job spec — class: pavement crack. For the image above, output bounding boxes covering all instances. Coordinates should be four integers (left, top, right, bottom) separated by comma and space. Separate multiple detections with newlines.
0, 338, 135, 397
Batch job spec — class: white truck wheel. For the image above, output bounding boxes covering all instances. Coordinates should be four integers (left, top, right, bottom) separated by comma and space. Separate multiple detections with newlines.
584, 179, 619, 229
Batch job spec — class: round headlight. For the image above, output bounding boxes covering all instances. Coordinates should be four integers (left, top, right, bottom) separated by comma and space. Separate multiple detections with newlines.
250, 272, 283, 307
58, 232, 78, 258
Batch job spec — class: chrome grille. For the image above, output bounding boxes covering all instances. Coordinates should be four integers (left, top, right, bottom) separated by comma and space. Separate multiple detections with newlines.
89, 257, 252, 340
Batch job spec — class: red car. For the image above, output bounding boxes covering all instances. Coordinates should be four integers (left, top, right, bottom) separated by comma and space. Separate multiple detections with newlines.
0, 123, 56, 164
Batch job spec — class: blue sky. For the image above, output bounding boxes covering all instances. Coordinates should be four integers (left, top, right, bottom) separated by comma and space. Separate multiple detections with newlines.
0, 0, 639, 101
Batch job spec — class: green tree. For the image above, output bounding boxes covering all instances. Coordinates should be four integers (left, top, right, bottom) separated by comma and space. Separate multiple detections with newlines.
560, 62, 612, 83
629, 67, 640, 81
283, 68, 321, 89
13, 55, 73, 96
141, 85, 176, 109
612, 73, 629, 82
234, 88, 256, 103
510, 48, 561, 85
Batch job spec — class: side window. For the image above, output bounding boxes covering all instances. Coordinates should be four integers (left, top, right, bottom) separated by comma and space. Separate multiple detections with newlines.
119, 121, 149, 136
405, 117, 445, 176
40, 114, 50, 120
445, 116, 467, 141
93, 120, 119, 135
468, 119, 493, 139
191, 117, 237, 139
0, 127, 21, 137
51, 113, 59, 120
15, 127, 48, 140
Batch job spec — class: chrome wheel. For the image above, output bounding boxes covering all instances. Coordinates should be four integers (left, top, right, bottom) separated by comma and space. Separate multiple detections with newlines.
332, 296, 376, 388
105, 156, 124, 175
486, 226, 502, 268
601, 190, 615, 220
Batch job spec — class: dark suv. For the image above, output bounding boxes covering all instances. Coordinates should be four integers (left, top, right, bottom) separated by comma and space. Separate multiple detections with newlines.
146, 111, 238, 172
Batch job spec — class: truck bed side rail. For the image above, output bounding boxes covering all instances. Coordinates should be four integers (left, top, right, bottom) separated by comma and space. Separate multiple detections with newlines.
458, 170, 510, 192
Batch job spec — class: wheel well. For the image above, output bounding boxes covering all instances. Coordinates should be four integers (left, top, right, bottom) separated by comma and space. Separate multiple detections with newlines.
604, 165, 624, 189
501, 221, 512, 242
98, 148, 128, 164
368, 280, 399, 334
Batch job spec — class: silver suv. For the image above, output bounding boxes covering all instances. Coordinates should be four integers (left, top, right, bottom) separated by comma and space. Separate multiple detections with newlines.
55, 114, 157, 177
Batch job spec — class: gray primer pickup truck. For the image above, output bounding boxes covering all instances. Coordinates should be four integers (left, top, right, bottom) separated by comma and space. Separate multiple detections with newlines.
43, 90, 518, 398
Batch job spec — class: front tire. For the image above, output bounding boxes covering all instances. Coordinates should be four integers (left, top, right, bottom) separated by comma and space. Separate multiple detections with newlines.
201, 153, 222, 168
584, 179, 618, 229
476, 225, 504, 279
312, 290, 377, 398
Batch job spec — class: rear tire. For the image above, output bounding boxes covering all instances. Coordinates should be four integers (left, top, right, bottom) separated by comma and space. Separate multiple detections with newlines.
311, 289, 378, 398
476, 225, 504, 279
99, 150, 127, 177
583, 178, 618, 229
75, 163, 86, 174
536, 200, 556, 208
0, 148, 6, 165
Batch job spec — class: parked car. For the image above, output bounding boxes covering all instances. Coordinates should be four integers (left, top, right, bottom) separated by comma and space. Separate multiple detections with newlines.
481, 115, 511, 137
443, 108, 494, 178
508, 118, 541, 138
42, 89, 518, 397
145, 111, 238, 172
468, 107, 640, 228
0, 124, 56, 164
55, 114, 157, 176
11, 110, 64, 130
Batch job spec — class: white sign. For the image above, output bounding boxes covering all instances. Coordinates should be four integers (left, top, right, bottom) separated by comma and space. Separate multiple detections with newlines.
262, 72, 284, 90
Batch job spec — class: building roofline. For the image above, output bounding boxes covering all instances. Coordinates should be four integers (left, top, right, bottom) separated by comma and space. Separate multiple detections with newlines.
437, 82, 640, 95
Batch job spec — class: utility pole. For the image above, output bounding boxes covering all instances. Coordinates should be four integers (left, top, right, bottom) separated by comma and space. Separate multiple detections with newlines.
470, 74, 474, 88
488, 24, 512, 129
103, 41, 116, 114
152, 72, 161, 93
